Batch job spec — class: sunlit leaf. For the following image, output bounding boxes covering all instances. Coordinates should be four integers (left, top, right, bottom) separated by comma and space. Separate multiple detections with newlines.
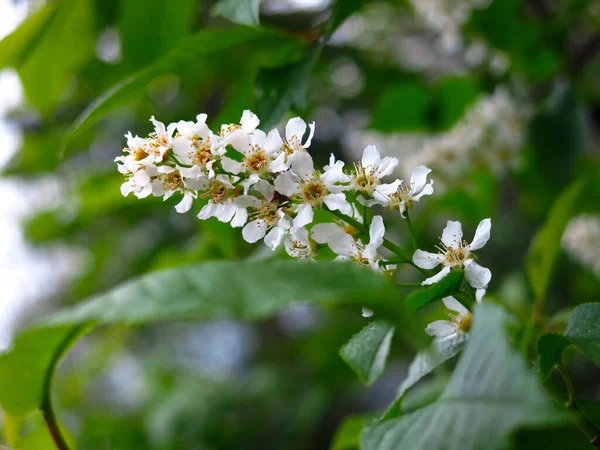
405, 271, 464, 310
339, 320, 395, 386
331, 416, 364, 450
0, 261, 406, 416
361, 304, 582, 450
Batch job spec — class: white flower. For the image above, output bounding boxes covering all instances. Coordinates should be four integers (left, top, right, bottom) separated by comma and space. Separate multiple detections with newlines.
197, 175, 247, 227
562, 215, 600, 278
283, 117, 315, 154
172, 114, 221, 176
285, 227, 317, 260
413, 218, 492, 289
221, 128, 284, 181
426, 296, 477, 340
312, 215, 388, 271
117, 161, 156, 199
372, 166, 434, 216
361, 307, 374, 318
151, 165, 203, 213
218, 110, 260, 146
350, 145, 398, 195
146, 116, 176, 163
274, 152, 352, 229
236, 180, 292, 249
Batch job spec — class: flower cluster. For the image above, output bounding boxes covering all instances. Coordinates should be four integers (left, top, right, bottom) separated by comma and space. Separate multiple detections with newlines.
116, 111, 436, 266
116, 110, 492, 337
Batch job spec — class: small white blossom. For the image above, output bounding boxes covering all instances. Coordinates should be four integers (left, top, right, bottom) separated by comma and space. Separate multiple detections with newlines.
285, 227, 317, 260
151, 166, 203, 213
236, 180, 292, 249
117, 161, 156, 199
350, 145, 398, 195
275, 152, 352, 229
426, 296, 477, 340
197, 175, 247, 226
361, 307, 374, 318
172, 114, 221, 177
413, 218, 491, 289
372, 165, 434, 216
313, 215, 388, 271
562, 215, 600, 277
146, 116, 176, 163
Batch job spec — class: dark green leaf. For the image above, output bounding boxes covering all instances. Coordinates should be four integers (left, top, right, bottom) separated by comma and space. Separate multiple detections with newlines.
339, 320, 395, 386
331, 416, 364, 450
361, 304, 574, 450
0, 261, 404, 416
1, 0, 95, 113
431, 77, 480, 130
212, 0, 262, 26
537, 333, 571, 380
65, 27, 305, 148
529, 82, 588, 190
405, 271, 464, 310
526, 181, 585, 300
564, 303, 600, 367
575, 399, 600, 430
383, 334, 467, 419
119, 0, 196, 69
370, 83, 429, 132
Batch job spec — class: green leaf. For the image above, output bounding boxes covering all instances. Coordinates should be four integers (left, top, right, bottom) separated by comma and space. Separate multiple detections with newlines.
0, 261, 404, 416
0, 0, 95, 113
529, 82, 588, 191
119, 0, 196, 69
565, 303, 600, 367
361, 303, 575, 450
526, 181, 585, 300
212, 0, 262, 26
405, 271, 464, 310
65, 27, 305, 148
537, 303, 600, 380
383, 334, 467, 419
331, 416, 364, 450
537, 333, 572, 380
370, 82, 429, 132
13, 412, 77, 450
575, 399, 600, 430
339, 321, 395, 386
431, 77, 480, 129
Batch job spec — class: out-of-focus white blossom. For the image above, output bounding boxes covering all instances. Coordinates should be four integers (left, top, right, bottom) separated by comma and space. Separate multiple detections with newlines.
562, 215, 600, 278
371, 165, 434, 216
426, 295, 479, 340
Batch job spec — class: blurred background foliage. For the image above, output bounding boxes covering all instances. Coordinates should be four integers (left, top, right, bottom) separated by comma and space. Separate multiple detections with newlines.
0, 0, 599, 448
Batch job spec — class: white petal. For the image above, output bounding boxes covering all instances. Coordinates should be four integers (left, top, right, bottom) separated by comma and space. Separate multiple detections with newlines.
286, 117, 307, 142
216, 202, 237, 223
240, 110, 259, 132
364, 215, 384, 259
375, 179, 402, 196
475, 289, 486, 303
270, 153, 288, 173
294, 203, 314, 229
425, 320, 456, 338
441, 220, 463, 248
323, 193, 353, 215
322, 160, 350, 185
227, 129, 251, 153
290, 151, 314, 178
469, 218, 491, 251
442, 296, 468, 315
329, 233, 357, 257
413, 249, 443, 269
175, 193, 194, 213
150, 116, 167, 136
172, 137, 193, 164
242, 220, 266, 243
412, 181, 434, 202
464, 260, 492, 289
198, 202, 217, 220
378, 156, 399, 177
303, 121, 315, 147
422, 266, 452, 285
251, 129, 267, 148
255, 179, 274, 202
264, 226, 285, 250
120, 182, 132, 197
221, 156, 244, 175
274, 172, 299, 196
230, 208, 248, 228
362, 307, 374, 318
311, 223, 344, 244
264, 129, 283, 155
235, 195, 260, 208
410, 165, 432, 195
361, 145, 381, 168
